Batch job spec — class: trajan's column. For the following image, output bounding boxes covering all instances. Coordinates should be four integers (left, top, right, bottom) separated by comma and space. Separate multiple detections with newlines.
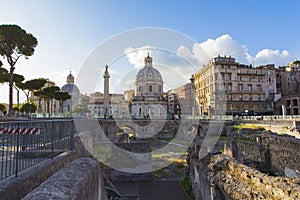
103, 65, 110, 118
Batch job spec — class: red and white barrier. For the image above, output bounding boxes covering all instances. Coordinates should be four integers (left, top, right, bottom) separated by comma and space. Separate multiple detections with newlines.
0, 127, 41, 135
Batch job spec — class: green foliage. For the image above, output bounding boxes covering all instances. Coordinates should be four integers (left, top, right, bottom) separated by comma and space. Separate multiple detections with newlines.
0, 24, 38, 115
72, 106, 90, 113
0, 103, 5, 112
0, 67, 8, 83
54, 91, 71, 102
20, 102, 37, 113
180, 176, 195, 200
0, 24, 38, 59
42, 86, 60, 99
55, 91, 71, 113
16, 78, 47, 101
0, 69, 24, 84
12, 106, 19, 111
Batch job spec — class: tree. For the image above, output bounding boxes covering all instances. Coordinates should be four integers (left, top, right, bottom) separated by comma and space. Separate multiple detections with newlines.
0, 65, 8, 83
16, 78, 46, 102
33, 90, 45, 113
0, 24, 38, 116
0, 69, 24, 107
0, 103, 5, 112
54, 91, 71, 113
20, 102, 37, 113
42, 86, 60, 114
11, 73, 24, 107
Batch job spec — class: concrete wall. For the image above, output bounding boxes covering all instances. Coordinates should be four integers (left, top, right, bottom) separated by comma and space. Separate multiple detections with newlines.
22, 157, 107, 200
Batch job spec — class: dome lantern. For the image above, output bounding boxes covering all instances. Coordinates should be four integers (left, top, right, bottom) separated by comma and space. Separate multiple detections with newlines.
66, 71, 74, 84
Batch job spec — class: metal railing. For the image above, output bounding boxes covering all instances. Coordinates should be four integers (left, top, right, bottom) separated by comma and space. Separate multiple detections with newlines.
0, 119, 75, 180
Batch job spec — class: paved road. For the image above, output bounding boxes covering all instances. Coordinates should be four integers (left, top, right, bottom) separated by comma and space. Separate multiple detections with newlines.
113, 180, 190, 200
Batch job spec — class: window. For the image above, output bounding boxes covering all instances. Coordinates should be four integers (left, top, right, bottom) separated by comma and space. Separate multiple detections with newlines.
227, 83, 232, 91
248, 84, 252, 91
227, 73, 232, 80
221, 73, 225, 81
138, 86, 142, 92
257, 84, 262, 91
149, 85, 153, 92
239, 84, 243, 91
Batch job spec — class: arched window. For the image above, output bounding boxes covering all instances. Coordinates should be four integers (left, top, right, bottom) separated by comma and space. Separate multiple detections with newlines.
159, 86, 162, 92
138, 86, 142, 92
149, 85, 153, 92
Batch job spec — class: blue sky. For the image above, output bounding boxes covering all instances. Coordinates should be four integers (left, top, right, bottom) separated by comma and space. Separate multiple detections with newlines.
0, 0, 299, 103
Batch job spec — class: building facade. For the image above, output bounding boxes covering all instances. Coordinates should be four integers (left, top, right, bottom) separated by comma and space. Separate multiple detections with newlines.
131, 54, 167, 119
192, 55, 276, 117
168, 83, 196, 118
87, 92, 130, 118
274, 60, 300, 115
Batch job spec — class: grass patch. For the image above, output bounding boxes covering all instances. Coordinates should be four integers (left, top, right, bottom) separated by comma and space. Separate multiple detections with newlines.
231, 124, 265, 131
180, 176, 195, 200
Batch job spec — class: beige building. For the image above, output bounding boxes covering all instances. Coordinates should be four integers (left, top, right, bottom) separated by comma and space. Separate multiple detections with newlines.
274, 60, 300, 115
168, 83, 196, 118
192, 55, 276, 117
88, 92, 130, 118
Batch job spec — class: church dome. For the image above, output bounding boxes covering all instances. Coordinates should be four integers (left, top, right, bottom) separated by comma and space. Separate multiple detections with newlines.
62, 71, 80, 93
136, 54, 163, 83
135, 54, 163, 96
61, 84, 80, 93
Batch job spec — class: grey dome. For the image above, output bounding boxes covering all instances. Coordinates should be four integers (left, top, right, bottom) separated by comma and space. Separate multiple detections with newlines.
61, 84, 80, 93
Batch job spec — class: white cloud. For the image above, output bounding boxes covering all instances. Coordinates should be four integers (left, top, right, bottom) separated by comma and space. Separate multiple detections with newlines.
177, 34, 294, 67
254, 49, 292, 66
124, 46, 153, 68
177, 34, 254, 67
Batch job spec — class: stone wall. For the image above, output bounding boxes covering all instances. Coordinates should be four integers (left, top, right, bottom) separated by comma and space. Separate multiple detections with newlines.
224, 128, 300, 176
209, 155, 300, 200
188, 125, 300, 199
22, 157, 107, 200
189, 154, 300, 200
261, 131, 300, 176
0, 151, 80, 200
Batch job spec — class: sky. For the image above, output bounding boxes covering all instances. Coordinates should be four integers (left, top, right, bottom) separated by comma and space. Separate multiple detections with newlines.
0, 0, 299, 104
